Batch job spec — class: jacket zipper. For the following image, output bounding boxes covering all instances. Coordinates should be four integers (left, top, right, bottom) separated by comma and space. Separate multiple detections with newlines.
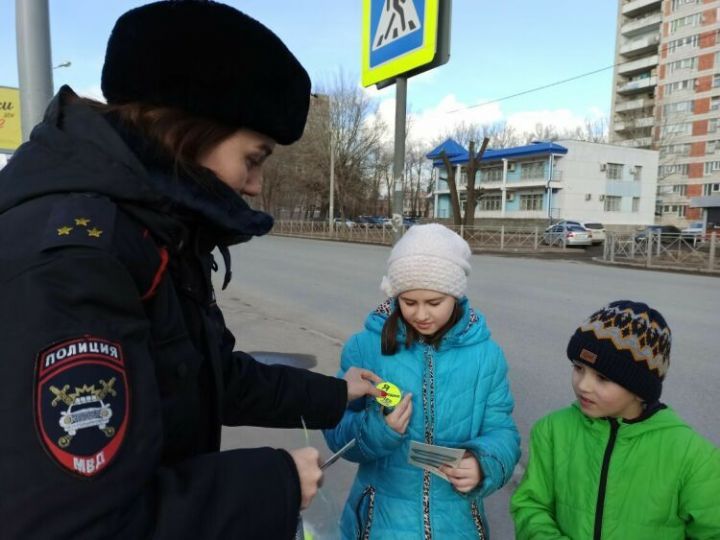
470, 501, 487, 540
593, 418, 619, 540
355, 486, 376, 540
421, 344, 435, 540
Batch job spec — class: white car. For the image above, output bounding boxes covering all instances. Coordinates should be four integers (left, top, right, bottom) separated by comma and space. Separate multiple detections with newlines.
542, 223, 592, 247
681, 221, 705, 246
556, 220, 605, 244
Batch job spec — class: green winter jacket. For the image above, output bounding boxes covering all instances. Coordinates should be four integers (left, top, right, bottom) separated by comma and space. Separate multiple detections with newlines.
510, 403, 720, 540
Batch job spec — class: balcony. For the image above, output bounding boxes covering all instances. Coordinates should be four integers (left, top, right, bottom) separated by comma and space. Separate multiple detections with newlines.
619, 137, 653, 148
617, 55, 658, 76
622, 0, 662, 18
474, 210, 548, 219
617, 76, 657, 94
620, 12, 662, 37
619, 34, 660, 58
615, 97, 654, 113
613, 116, 655, 132
509, 178, 561, 189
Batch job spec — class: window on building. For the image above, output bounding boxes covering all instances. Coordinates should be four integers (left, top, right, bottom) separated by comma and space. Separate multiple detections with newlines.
672, 184, 688, 196
632, 165, 642, 181
604, 196, 622, 212
664, 79, 694, 95
707, 140, 720, 155
714, 74, 720, 88
520, 161, 545, 179
664, 204, 688, 216
520, 193, 544, 211
482, 167, 503, 182
605, 163, 623, 180
667, 34, 700, 54
660, 143, 691, 157
666, 57, 697, 73
663, 100, 694, 116
661, 122, 692, 136
703, 182, 720, 195
659, 164, 689, 177
704, 160, 720, 175
671, 0, 700, 11
710, 119, 720, 134
479, 195, 502, 211
669, 13, 702, 33
632, 197, 640, 212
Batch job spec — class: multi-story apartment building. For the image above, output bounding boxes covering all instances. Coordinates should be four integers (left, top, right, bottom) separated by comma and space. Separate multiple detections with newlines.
426, 139, 658, 226
610, 0, 720, 229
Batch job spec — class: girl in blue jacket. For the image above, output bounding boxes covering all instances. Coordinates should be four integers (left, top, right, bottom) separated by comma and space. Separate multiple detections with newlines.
325, 224, 521, 539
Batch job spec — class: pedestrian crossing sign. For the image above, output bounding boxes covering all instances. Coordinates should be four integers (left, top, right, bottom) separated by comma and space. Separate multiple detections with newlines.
362, 0, 440, 87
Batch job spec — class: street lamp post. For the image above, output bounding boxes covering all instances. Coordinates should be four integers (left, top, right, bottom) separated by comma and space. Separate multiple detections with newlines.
329, 121, 335, 230
16, 0, 54, 142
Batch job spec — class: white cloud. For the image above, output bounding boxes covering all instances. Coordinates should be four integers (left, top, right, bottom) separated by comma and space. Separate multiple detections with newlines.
371, 92, 608, 147
374, 94, 504, 145
505, 109, 584, 134
75, 85, 105, 102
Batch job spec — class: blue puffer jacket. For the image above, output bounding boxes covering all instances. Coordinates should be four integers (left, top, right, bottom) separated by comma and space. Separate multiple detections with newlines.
324, 298, 520, 539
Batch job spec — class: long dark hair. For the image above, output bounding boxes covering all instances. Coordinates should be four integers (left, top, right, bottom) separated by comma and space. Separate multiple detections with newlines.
78, 97, 237, 185
381, 300, 463, 355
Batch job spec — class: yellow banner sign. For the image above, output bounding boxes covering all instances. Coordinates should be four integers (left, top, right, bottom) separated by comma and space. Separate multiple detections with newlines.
0, 86, 22, 152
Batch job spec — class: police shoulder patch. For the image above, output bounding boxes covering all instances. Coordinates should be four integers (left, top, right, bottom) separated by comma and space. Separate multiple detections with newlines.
40, 194, 116, 251
34, 336, 130, 477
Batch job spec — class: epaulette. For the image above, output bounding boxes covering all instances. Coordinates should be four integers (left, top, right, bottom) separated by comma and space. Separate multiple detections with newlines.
40, 194, 116, 251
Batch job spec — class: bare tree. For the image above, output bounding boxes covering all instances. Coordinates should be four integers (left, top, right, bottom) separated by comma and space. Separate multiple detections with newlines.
439, 150, 463, 226
434, 120, 520, 150
463, 138, 490, 227
320, 71, 387, 218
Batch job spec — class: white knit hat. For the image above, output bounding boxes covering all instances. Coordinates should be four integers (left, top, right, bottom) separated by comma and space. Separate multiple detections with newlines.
380, 224, 472, 298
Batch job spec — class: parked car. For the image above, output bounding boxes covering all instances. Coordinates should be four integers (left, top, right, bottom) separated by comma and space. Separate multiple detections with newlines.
542, 223, 592, 247
634, 225, 682, 244
681, 221, 704, 238
355, 216, 382, 227
555, 220, 605, 244
681, 221, 706, 246
333, 217, 355, 229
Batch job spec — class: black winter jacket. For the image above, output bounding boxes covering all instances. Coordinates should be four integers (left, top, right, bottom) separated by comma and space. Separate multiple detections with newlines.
0, 87, 347, 539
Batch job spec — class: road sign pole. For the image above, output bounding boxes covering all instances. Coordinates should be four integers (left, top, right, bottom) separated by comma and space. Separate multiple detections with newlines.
392, 76, 407, 244
16, 0, 54, 142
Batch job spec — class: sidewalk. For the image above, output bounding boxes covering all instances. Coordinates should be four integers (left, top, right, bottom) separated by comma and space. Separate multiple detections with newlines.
218, 290, 349, 539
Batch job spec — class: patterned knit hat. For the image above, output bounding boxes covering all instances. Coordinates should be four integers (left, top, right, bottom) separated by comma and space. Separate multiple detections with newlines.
567, 300, 671, 402
380, 224, 471, 298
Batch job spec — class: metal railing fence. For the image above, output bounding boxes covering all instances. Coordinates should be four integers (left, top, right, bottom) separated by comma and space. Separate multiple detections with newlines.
602, 232, 718, 273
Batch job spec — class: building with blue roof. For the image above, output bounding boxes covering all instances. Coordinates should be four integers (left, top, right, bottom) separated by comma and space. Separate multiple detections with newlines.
426, 138, 659, 226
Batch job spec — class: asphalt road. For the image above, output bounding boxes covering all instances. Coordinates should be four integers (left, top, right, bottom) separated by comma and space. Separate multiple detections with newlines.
218, 235, 719, 539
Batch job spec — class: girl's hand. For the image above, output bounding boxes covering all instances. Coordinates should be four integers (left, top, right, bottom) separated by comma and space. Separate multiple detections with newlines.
441, 451, 483, 493
384, 393, 413, 434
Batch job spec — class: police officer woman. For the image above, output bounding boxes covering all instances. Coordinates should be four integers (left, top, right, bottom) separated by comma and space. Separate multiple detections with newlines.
0, 1, 380, 538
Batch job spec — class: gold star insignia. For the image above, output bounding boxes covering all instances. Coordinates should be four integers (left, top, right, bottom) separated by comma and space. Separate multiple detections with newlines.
57, 226, 73, 236
74, 217, 91, 226
87, 227, 103, 238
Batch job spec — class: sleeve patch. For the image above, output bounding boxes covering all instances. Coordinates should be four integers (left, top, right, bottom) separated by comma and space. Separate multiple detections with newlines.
34, 336, 130, 477
40, 195, 116, 251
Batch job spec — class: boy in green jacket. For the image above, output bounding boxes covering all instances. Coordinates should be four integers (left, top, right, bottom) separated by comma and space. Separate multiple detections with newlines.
511, 300, 720, 540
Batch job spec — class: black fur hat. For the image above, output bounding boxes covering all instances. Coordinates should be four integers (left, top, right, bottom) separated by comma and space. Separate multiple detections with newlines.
101, 0, 310, 145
